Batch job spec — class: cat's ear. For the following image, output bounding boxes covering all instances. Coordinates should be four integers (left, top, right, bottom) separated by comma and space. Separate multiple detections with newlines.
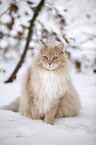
57, 42, 64, 53
39, 40, 47, 50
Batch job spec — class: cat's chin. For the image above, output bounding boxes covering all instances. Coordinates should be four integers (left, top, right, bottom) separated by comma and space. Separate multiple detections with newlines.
43, 65, 58, 71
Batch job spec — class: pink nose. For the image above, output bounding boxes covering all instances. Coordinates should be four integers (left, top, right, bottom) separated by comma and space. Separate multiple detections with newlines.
48, 62, 52, 65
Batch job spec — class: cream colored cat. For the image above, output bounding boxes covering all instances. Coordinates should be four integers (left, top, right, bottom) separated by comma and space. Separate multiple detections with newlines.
2, 41, 81, 125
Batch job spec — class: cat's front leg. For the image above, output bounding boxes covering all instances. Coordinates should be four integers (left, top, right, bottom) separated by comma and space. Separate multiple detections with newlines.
32, 102, 41, 120
45, 101, 59, 125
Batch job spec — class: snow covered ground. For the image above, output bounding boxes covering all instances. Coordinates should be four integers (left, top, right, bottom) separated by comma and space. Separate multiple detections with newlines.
0, 72, 96, 145
0, 0, 96, 144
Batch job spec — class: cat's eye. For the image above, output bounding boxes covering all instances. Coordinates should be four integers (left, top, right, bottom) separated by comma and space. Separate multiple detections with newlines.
53, 56, 58, 60
43, 56, 48, 60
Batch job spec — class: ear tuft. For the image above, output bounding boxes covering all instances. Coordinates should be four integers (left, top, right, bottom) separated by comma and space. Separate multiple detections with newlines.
57, 42, 64, 53
39, 40, 47, 50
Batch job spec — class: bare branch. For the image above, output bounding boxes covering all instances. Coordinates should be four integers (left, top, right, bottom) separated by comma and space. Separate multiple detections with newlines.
0, 32, 26, 40
5, 0, 45, 83
0, 0, 23, 17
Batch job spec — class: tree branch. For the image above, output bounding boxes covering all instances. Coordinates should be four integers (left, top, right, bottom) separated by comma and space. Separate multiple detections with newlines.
0, 0, 23, 17
0, 32, 26, 40
5, 0, 45, 83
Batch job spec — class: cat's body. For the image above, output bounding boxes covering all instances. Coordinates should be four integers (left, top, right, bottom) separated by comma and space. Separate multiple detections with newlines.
2, 41, 81, 125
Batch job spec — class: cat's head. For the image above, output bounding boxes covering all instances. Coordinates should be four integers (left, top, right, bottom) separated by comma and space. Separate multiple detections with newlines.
38, 41, 67, 70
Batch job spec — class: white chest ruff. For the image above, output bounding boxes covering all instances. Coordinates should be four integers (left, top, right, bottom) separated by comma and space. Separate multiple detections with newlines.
33, 70, 68, 116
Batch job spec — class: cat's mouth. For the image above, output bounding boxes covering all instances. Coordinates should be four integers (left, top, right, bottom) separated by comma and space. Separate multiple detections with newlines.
43, 64, 58, 70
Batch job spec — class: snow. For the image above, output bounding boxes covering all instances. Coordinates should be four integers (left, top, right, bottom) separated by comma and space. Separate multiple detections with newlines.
0, 0, 95, 83
0, 0, 96, 144
54, 0, 96, 72
0, 72, 96, 145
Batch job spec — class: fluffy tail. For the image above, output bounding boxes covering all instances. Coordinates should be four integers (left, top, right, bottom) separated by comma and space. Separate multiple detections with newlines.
1, 97, 20, 112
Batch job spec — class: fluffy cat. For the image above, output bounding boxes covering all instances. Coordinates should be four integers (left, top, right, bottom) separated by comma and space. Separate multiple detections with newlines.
2, 41, 81, 125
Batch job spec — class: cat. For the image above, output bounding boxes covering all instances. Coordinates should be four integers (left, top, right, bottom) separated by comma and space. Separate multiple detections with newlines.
2, 41, 81, 125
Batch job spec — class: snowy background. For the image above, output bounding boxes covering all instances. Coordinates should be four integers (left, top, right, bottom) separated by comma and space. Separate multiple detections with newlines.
0, 0, 96, 145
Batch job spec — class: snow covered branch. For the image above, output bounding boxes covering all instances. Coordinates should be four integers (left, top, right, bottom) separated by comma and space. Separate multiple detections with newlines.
5, 0, 45, 83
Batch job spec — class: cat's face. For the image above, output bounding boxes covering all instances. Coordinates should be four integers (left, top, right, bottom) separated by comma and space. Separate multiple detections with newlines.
39, 41, 66, 70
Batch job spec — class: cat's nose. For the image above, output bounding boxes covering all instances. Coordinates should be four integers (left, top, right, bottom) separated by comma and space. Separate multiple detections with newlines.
48, 62, 52, 65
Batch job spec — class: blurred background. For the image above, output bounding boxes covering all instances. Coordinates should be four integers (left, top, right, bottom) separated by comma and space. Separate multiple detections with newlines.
0, 0, 96, 82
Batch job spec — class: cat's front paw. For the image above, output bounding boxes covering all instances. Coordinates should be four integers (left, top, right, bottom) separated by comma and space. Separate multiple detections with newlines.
32, 114, 41, 120
45, 117, 54, 125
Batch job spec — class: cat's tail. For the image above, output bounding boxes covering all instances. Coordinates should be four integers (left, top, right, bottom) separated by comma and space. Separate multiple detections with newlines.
1, 97, 20, 112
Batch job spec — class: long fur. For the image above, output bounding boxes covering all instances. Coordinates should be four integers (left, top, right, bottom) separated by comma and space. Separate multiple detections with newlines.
1, 97, 19, 112
2, 41, 81, 125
